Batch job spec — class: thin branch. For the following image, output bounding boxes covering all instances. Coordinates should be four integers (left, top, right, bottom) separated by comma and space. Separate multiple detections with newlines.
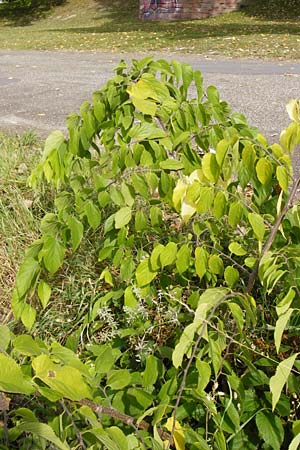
247, 175, 300, 294
79, 399, 173, 444
167, 293, 238, 449
60, 400, 87, 450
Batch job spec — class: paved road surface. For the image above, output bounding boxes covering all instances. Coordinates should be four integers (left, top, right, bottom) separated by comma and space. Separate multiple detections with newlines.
1, 50, 300, 142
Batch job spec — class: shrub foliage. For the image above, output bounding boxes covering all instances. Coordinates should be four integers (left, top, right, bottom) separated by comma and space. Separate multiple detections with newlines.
1, 58, 300, 449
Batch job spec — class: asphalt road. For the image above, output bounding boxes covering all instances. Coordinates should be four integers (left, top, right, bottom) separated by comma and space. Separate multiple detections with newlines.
1, 50, 300, 142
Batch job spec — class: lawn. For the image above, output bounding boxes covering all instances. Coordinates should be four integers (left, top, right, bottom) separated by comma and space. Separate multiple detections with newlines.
0, 0, 299, 59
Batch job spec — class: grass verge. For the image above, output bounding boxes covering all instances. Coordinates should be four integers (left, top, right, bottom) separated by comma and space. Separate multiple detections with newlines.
0, 131, 102, 341
0, 0, 299, 59
0, 131, 43, 323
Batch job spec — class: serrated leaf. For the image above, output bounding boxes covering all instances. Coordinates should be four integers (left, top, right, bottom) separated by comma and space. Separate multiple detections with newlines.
18, 422, 70, 450
270, 353, 298, 410
115, 207, 132, 229
256, 411, 284, 450
0, 353, 34, 395
248, 213, 265, 241
38, 280, 51, 309
286, 99, 300, 123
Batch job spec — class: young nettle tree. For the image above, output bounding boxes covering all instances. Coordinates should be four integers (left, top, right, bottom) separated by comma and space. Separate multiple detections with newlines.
1, 58, 300, 449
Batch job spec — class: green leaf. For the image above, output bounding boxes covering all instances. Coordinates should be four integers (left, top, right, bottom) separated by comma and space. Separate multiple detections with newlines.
107, 427, 129, 450
270, 353, 298, 410
202, 153, 219, 183
15, 257, 40, 299
159, 159, 184, 170
196, 360, 211, 391
89, 428, 120, 450
38, 280, 51, 309
176, 244, 191, 274
208, 255, 224, 275
160, 242, 177, 268
207, 85, 220, 105
195, 247, 208, 279
274, 309, 293, 353
0, 325, 11, 351
32, 354, 92, 401
172, 322, 198, 368
0, 353, 34, 395
228, 201, 243, 228
67, 215, 84, 251
107, 369, 132, 390
135, 210, 147, 231
224, 266, 239, 287
228, 302, 244, 332
256, 157, 273, 185
44, 130, 65, 158
150, 205, 162, 227
289, 433, 300, 450
136, 258, 157, 287
14, 335, 41, 356
213, 191, 227, 219
132, 97, 157, 116
40, 236, 66, 275
228, 242, 247, 256
85, 201, 101, 230
18, 422, 70, 450
255, 411, 284, 450
276, 166, 289, 191
95, 346, 115, 374
143, 355, 159, 387
21, 304, 36, 330
115, 207, 132, 229
248, 213, 265, 241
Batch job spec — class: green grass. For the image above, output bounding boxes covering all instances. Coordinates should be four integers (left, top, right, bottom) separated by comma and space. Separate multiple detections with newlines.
0, 131, 103, 340
0, 132, 43, 323
0, 0, 299, 59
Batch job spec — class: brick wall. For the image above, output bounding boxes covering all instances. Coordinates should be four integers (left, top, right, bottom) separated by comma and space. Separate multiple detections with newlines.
140, 0, 240, 20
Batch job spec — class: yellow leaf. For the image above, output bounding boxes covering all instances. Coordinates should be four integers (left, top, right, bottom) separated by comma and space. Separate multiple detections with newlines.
286, 99, 300, 123
165, 417, 185, 450
172, 179, 187, 211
